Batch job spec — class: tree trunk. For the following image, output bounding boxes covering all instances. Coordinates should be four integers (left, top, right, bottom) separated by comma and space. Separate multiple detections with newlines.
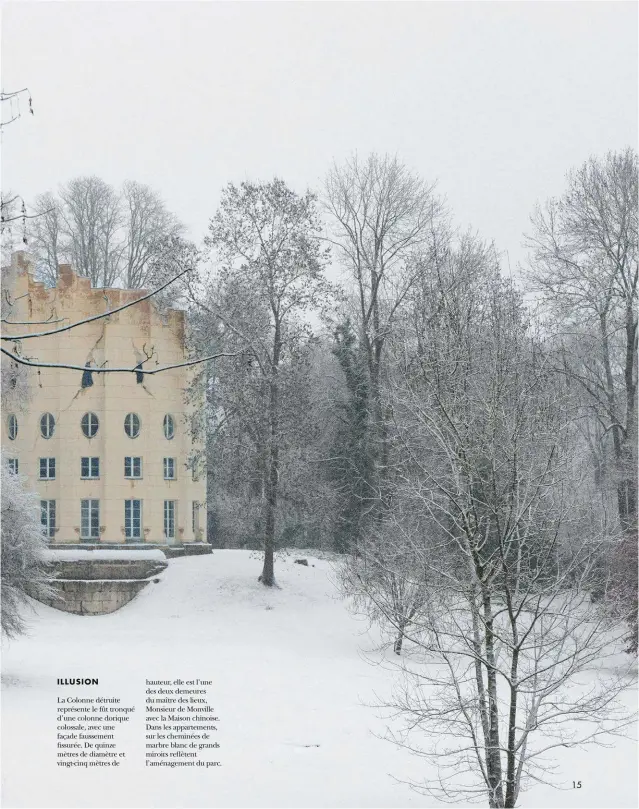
504, 647, 519, 808
394, 619, 407, 655
259, 432, 279, 586
482, 589, 505, 808
259, 330, 280, 587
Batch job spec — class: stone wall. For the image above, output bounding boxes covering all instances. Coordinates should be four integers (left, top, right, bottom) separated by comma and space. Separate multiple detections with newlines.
36, 555, 169, 616
43, 578, 153, 616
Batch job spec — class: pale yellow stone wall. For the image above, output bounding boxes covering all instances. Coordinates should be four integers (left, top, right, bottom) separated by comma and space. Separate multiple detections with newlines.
2, 252, 207, 545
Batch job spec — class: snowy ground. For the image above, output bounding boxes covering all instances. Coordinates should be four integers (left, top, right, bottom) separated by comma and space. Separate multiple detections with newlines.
1, 550, 637, 809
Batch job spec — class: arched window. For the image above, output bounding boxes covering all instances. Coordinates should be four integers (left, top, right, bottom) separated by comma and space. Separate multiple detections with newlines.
40, 413, 56, 439
163, 414, 175, 440
7, 414, 18, 441
81, 412, 99, 438
124, 413, 140, 439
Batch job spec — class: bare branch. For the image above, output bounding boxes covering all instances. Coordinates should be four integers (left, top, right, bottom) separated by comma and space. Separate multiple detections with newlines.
1, 266, 192, 342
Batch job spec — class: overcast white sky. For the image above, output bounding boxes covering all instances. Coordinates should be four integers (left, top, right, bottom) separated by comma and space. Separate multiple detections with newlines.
1, 1, 637, 274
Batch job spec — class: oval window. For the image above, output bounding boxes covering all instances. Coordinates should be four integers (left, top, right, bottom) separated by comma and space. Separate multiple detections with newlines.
7, 414, 18, 441
40, 412, 56, 439
81, 412, 99, 438
163, 414, 175, 440
124, 413, 140, 439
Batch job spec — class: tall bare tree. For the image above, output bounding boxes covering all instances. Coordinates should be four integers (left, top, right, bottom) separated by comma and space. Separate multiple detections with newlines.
324, 153, 444, 545
527, 148, 638, 647
121, 180, 183, 288
344, 238, 635, 806
28, 192, 64, 286
28, 177, 184, 289
58, 176, 123, 287
202, 178, 331, 585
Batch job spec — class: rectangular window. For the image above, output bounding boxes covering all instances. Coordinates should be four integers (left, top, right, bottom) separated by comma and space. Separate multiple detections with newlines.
8, 458, 18, 474
81, 457, 100, 479
81, 499, 100, 540
124, 457, 142, 479
124, 499, 142, 541
163, 457, 176, 480
39, 457, 56, 480
41, 500, 56, 538
192, 501, 200, 534
164, 500, 176, 540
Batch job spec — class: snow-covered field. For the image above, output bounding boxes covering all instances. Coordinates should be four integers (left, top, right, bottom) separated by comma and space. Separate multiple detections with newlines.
1, 550, 637, 808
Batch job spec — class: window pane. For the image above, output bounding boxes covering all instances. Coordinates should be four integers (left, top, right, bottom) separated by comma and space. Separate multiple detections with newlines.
82, 457, 99, 477
39, 500, 55, 538
82, 413, 99, 438
81, 499, 99, 538
164, 500, 175, 538
125, 499, 142, 538
40, 413, 55, 439
125, 413, 140, 438
125, 457, 141, 477
91, 501, 99, 532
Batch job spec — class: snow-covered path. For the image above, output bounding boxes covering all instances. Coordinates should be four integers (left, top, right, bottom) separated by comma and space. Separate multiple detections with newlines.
1, 551, 637, 808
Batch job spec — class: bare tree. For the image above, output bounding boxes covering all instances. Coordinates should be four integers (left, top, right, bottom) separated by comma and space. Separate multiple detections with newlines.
201, 178, 331, 585
339, 495, 431, 655
121, 180, 183, 288
27, 177, 184, 289
57, 176, 123, 287
324, 153, 444, 544
342, 237, 636, 807
28, 192, 64, 286
527, 148, 638, 647
1, 192, 25, 266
